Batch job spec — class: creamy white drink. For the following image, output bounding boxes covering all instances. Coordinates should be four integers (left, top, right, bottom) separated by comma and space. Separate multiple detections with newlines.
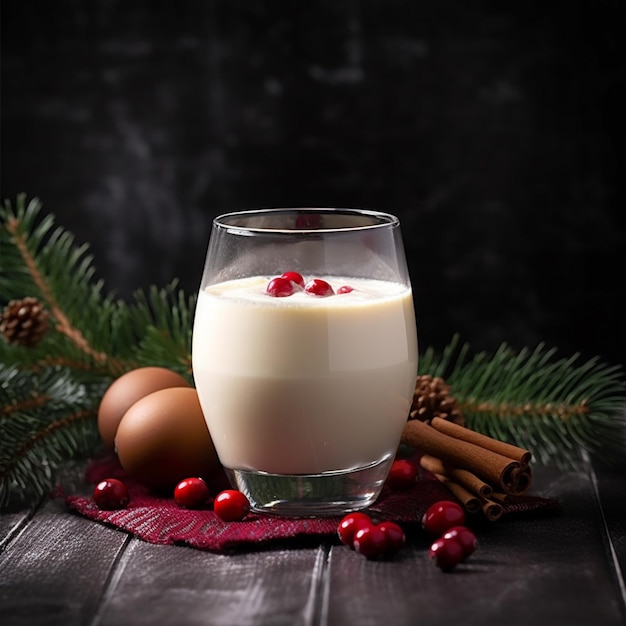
193, 275, 418, 476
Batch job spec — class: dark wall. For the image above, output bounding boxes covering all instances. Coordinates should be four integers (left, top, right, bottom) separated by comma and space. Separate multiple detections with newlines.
2, 0, 625, 365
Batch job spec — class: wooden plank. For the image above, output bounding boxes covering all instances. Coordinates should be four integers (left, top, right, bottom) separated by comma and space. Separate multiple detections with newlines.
0, 502, 38, 553
0, 465, 93, 554
589, 456, 626, 608
0, 496, 131, 626
324, 462, 626, 626
95, 540, 327, 626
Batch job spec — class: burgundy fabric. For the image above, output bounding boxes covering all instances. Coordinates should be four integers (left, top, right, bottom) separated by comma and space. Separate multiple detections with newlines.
64, 454, 561, 553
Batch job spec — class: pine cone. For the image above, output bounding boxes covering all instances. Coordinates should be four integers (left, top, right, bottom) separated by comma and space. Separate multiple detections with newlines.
0, 297, 50, 347
409, 374, 464, 426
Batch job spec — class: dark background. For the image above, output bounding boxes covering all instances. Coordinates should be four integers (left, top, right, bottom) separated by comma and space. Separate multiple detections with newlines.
1, 0, 624, 365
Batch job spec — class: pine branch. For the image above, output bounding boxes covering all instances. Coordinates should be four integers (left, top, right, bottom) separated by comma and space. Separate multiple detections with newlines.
124, 283, 195, 376
0, 196, 193, 376
420, 335, 626, 466
1, 195, 195, 507
0, 365, 106, 507
1, 195, 124, 374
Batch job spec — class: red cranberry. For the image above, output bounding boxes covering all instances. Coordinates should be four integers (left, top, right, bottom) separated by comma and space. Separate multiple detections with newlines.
93, 478, 130, 510
378, 521, 406, 554
353, 524, 388, 559
386, 459, 418, 490
266, 277, 295, 297
336, 285, 354, 294
174, 477, 211, 509
422, 500, 466, 536
442, 526, 478, 559
304, 279, 334, 297
429, 536, 464, 571
280, 271, 305, 288
337, 512, 372, 546
214, 489, 250, 521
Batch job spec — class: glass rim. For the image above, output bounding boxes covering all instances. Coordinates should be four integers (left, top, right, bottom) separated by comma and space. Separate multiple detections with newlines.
212, 207, 400, 234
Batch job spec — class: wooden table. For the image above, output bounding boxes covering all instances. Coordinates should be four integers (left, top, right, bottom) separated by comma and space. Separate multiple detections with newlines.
1, 454, 625, 626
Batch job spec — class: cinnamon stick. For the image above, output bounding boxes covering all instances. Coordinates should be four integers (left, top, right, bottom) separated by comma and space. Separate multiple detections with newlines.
490, 491, 512, 504
479, 496, 504, 522
430, 417, 532, 466
401, 419, 521, 493
420, 454, 493, 498
432, 473, 481, 514
510, 466, 532, 495
432, 470, 504, 521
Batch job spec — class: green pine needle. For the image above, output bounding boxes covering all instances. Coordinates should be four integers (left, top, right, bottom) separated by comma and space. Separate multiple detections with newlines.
0, 364, 106, 507
1, 195, 625, 508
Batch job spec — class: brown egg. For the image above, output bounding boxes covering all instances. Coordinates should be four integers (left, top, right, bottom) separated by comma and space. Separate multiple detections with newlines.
114, 386, 220, 491
97, 367, 191, 449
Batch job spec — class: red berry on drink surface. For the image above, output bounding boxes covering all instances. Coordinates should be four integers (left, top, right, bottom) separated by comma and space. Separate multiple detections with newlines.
378, 521, 406, 553
422, 500, 466, 536
214, 489, 250, 521
337, 512, 372, 546
174, 477, 211, 509
304, 278, 334, 297
336, 285, 354, 294
93, 478, 130, 510
280, 271, 305, 288
386, 459, 418, 490
429, 536, 464, 571
442, 525, 478, 559
353, 524, 388, 559
266, 277, 295, 297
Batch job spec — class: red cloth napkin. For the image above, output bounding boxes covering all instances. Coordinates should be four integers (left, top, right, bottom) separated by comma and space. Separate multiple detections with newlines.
64, 454, 561, 553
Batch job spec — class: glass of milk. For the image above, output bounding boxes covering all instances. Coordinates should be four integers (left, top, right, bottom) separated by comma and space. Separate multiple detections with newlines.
192, 208, 418, 516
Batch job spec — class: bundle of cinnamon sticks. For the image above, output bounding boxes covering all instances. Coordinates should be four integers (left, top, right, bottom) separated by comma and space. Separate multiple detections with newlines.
401, 417, 533, 521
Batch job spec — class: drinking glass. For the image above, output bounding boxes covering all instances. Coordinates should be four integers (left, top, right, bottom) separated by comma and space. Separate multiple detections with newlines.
192, 208, 418, 516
